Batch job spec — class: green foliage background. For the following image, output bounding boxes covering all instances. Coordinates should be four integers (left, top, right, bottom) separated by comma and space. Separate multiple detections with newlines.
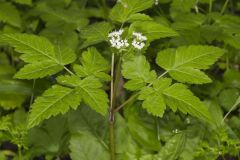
0, 0, 240, 159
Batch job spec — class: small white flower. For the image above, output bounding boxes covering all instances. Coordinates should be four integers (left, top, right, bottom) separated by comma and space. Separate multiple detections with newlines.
132, 32, 147, 50
108, 29, 129, 50
155, 0, 159, 5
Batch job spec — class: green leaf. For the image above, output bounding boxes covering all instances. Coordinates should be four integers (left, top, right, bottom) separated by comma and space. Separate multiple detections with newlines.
163, 83, 212, 123
138, 78, 172, 117
80, 22, 113, 49
70, 132, 110, 160
37, 3, 88, 29
122, 55, 157, 91
28, 85, 81, 128
0, 34, 76, 79
156, 45, 224, 84
57, 76, 109, 115
73, 47, 110, 81
127, 13, 152, 22
40, 25, 79, 50
129, 21, 178, 42
28, 116, 69, 156
125, 103, 162, 151
157, 133, 186, 160
218, 89, 239, 111
109, 0, 153, 23
170, 0, 196, 18
169, 67, 212, 84
0, 2, 21, 27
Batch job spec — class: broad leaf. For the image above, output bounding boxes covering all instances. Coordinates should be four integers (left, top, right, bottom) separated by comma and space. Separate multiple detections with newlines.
28, 116, 69, 156
57, 76, 109, 115
73, 47, 110, 81
122, 55, 157, 91
163, 83, 212, 123
28, 85, 81, 128
138, 78, 172, 117
129, 21, 178, 42
109, 0, 153, 23
70, 132, 110, 160
36, 3, 88, 29
80, 22, 113, 48
0, 34, 76, 79
156, 45, 224, 84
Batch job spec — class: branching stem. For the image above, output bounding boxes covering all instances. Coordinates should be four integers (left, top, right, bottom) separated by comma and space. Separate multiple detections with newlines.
114, 70, 169, 112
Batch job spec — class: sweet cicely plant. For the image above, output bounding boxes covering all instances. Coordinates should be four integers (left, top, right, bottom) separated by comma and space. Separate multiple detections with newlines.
0, 0, 240, 159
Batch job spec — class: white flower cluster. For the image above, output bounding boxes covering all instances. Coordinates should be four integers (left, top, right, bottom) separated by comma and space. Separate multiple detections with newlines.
155, 0, 159, 5
108, 30, 147, 50
108, 29, 129, 49
132, 32, 147, 50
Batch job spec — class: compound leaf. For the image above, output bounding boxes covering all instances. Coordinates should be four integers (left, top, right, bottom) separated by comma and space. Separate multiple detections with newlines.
73, 47, 110, 81
0, 33, 76, 79
57, 76, 109, 116
163, 83, 212, 123
28, 85, 81, 128
122, 55, 157, 91
80, 22, 113, 49
110, 0, 153, 23
156, 45, 224, 84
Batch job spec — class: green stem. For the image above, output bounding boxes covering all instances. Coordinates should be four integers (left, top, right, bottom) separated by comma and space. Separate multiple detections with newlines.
64, 66, 74, 75
209, 0, 213, 13
18, 145, 22, 160
221, 0, 229, 14
109, 53, 122, 160
222, 97, 240, 123
114, 70, 169, 112
109, 53, 115, 160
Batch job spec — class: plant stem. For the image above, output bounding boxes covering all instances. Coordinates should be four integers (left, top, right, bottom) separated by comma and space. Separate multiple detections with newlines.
64, 66, 74, 75
209, 0, 213, 13
18, 145, 22, 160
222, 97, 240, 123
114, 93, 139, 112
221, 0, 229, 14
114, 71, 169, 112
109, 53, 116, 160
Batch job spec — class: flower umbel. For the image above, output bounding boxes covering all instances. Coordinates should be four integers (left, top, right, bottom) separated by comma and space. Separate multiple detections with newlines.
108, 29, 129, 49
132, 32, 147, 50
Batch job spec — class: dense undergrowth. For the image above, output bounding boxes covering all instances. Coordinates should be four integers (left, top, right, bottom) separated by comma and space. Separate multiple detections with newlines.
0, 0, 240, 160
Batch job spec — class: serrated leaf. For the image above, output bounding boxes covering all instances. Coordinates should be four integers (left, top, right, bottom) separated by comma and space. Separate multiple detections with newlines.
57, 76, 109, 115
0, 2, 21, 27
156, 45, 224, 84
163, 83, 212, 122
122, 55, 157, 91
109, 0, 153, 23
126, 13, 152, 22
73, 47, 110, 81
138, 78, 172, 117
28, 85, 81, 128
169, 67, 212, 84
129, 21, 178, 42
80, 22, 113, 49
0, 34, 76, 79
